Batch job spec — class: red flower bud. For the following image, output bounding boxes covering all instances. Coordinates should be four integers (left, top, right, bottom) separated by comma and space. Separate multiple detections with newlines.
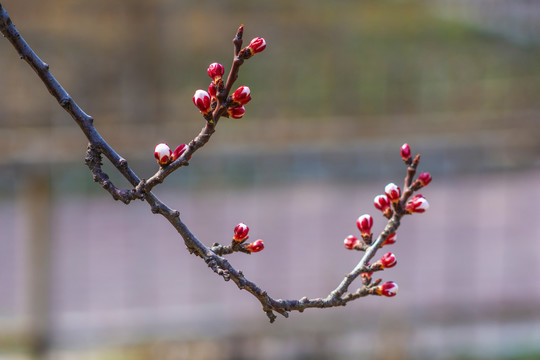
400, 143, 411, 162
208, 82, 217, 98
418, 172, 432, 187
377, 281, 398, 297
154, 143, 172, 165
247, 37, 266, 56
193, 89, 211, 114
232, 86, 252, 105
233, 222, 249, 242
356, 214, 373, 236
384, 183, 401, 203
377, 252, 397, 268
171, 144, 191, 161
207, 62, 225, 82
227, 105, 245, 119
373, 194, 391, 213
382, 233, 397, 246
246, 239, 264, 253
344, 235, 360, 250
405, 194, 429, 214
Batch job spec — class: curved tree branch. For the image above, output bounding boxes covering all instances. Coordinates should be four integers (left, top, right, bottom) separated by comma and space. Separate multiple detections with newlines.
0, 3, 432, 322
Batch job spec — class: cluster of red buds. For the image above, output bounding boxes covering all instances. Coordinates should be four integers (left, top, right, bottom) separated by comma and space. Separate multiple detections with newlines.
192, 35, 266, 121
232, 222, 264, 253
344, 143, 432, 298
153, 29, 266, 166
154, 143, 191, 166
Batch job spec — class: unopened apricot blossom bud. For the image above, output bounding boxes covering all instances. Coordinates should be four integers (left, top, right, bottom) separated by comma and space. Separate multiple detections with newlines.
193, 89, 211, 114
418, 172, 432, 187
232, 86, 251, 105
227, 105, 245, 119
384, 183, 401, 203
233, 222, 249, 242
405, 194, 429, 214
374, 194, 390, 211
208, 82, 217, 98
246, 239, 264, 253
344, 235, 360, 250
376, 252, 397, 268
401, 143, 411, 162
154, 143, 172, 165
376, 281, 398, 297
171, 144, 191, 161
207, 62, 224, 82
382, 233, 397, 246
374, 194, 393, 218
247, 37, 266, 56
356, 214, 373, 236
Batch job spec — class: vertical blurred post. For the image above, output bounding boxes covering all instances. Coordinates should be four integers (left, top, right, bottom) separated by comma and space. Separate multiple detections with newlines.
21, 170, 53, 359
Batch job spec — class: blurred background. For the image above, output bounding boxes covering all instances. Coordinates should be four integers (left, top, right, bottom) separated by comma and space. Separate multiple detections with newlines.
1, 0, 540, 359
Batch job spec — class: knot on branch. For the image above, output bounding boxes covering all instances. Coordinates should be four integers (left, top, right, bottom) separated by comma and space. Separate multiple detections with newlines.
133, 179, 147, 200
85, 144, 104, 176
84, 144, 142, 205
59, 97, 71, 108
205, 257, 230, 281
